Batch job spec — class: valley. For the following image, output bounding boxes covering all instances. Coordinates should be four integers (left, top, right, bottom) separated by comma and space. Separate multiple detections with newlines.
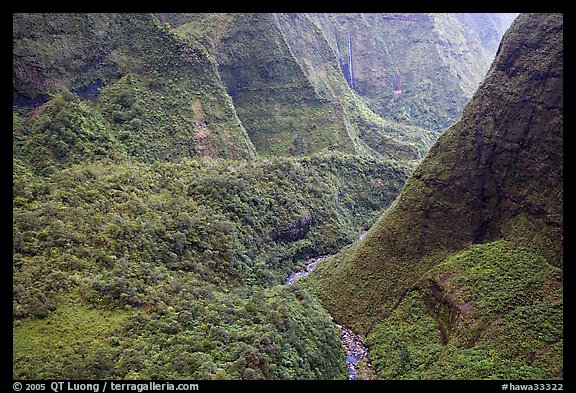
13, 12, 562, 382
305, 12, 563, 380
285, 253, 373, 380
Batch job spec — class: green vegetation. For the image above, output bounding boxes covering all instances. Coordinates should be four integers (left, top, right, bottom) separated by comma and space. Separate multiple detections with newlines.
14, 283, 346, 380
366, 241, 562, 379
306, 13, 563, 379
305, 13, 495, 134
173, 13, 436, 160
13, 13, 256, 162
13, 153, 410, 379
14, 12, 425, 380
14, 93, 126, 175
13, 12, 560, 381
15, 12, 495, 163
273, 13, 436, 160
13, 295, 129, 379
173, 13, 358, 157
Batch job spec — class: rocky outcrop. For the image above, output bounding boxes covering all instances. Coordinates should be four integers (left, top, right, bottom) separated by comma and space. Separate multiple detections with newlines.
269, 215, 313, 243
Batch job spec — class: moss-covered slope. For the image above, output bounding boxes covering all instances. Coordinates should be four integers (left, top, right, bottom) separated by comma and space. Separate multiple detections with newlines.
173, 13, 361, 157
308, 13, 498, 134
13, 13, 256, 164
305, 13, 562, 379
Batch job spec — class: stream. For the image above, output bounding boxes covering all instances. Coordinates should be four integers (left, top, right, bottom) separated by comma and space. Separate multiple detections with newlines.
285, 255, 373, 380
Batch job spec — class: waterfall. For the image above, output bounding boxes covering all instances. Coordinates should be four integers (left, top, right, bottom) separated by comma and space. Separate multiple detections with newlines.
347, 33, 355, 90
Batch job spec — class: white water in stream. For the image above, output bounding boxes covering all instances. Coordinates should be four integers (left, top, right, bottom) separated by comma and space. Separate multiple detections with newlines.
285, 254, 373, 380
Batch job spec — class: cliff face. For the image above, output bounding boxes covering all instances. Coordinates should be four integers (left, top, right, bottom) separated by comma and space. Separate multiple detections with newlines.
174, 13, 428, 160
273, 13, 435, 160
15, 13, 510, 164
306, 13, 563, 379
177, 13, 358, 157
455, 13, 519, 54
13, 13, 257, 172
172, 13, 509, 159
308, 13, 499, 133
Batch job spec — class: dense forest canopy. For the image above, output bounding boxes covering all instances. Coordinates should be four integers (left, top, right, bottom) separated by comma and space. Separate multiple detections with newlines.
13, 12, 562, 382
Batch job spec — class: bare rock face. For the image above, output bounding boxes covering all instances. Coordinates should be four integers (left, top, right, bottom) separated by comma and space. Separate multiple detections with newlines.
269, 215, 313, 243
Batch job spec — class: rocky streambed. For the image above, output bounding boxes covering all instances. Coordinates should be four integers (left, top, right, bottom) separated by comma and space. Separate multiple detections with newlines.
337, 323, 372, 380
285, 255, 328, 285
285, 255, 374, 380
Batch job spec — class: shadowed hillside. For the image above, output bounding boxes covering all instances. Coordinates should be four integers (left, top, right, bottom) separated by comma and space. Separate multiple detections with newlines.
13, 13, 256, 171
305, 13, 562, 380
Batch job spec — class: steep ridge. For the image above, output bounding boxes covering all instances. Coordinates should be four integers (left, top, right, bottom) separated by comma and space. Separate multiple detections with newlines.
305, 13, 562, 379
13, 12, 541, 380
173, 13, 367, 157
14, 12, 420, 380
13, 13, 257, 172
